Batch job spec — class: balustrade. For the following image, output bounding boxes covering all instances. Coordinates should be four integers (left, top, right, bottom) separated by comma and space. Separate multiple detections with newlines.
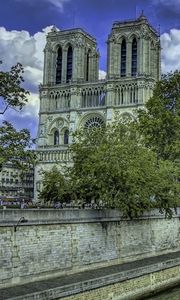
40, 78, 153, 111
37, 149, 72, 162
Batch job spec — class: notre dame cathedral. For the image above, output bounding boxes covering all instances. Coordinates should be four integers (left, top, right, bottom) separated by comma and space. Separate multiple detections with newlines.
34, 14, 161, 198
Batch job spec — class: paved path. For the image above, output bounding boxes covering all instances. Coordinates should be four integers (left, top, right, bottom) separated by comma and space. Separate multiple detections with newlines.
1, 251, 180, 300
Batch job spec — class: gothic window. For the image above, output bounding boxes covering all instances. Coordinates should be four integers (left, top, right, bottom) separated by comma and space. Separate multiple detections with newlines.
131, 38, 137, 77
86, 49, 91, 81
150, 41, 155, 77
56, 47, 62, 84
133, 89, 136, 103
121, 90, 124, 104
121, 39, 126, 77
66, 46, 73, 82
64, 129, 69, 145
54, 130, 59, 145
130, 88, 133, 103
84, 116, 105, 129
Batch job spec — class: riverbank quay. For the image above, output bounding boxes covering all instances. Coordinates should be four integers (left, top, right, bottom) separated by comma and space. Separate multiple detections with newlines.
0, 208, 180, 299
0, 251, 180, 300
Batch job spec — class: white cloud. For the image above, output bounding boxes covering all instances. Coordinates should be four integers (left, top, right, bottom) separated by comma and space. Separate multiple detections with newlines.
22, 93, 40, 118
0, 92, 40, 138
99, 70, 106, 80
0, 26, 52, 136
0, 26, 51, 85
161, 29, 180, 73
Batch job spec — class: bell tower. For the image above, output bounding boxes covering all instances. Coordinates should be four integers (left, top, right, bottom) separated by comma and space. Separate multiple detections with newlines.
107, 14, 161, 80
43, 27, 99, 85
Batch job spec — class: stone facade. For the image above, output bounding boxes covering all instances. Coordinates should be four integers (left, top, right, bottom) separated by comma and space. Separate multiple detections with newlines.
35, 14, 161, 198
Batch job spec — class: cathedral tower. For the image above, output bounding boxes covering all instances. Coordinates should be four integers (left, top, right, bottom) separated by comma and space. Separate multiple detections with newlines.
107, 14, 161, 80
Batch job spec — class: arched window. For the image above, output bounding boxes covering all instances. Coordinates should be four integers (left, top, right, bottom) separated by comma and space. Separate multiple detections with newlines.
64, 129, 69, 145
54, 130, 59, 145
121, 90, 124, 105
56, 47, 62, 84
130, 88, 133, 103
131, 38, 137, 76
150, 41, 155, 77
86, 50, 91, 81
66, 46, 73, 82
121, 39, 126, 77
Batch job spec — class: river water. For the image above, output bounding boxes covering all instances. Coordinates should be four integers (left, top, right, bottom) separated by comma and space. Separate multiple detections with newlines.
146, 286, 180, 299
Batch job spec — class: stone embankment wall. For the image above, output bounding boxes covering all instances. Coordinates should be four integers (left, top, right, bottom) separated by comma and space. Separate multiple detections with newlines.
0, 208, 180, 289
58, 265, 180, 300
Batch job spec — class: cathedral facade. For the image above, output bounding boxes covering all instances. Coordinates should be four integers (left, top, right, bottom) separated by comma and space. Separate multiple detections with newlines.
34, 14, 161, 199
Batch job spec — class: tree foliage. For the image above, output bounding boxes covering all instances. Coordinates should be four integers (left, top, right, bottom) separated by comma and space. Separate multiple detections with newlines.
136, 71, 180, 161
40, 71, 180, 217
40, 121, 179, 218
0, 61, 29, 114
68, 123, 179, 218
0, 61, 35, 171
0, 121, 36, 172
39, 166, 69, 204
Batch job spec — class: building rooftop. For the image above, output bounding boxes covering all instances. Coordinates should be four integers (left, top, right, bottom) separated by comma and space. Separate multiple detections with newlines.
47, 27, 96, 43
112, 12, 159, 36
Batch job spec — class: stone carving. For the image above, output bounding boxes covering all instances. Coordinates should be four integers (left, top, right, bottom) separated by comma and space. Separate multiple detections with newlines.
44, 41, 51, 51
108, 33, 116, 42
48, 116, 53, 122
114, 110, 121, 118
77, 111, 82, 117
39, 125, 44, 137
66, 113, 70, 121
57, 119, 64, 127
74, 35, 85, 48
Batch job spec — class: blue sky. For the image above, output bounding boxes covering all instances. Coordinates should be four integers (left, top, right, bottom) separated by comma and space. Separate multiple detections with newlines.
0, 0, 180, 138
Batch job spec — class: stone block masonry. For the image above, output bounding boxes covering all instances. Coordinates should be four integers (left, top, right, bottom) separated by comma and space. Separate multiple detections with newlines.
0, 208, 180, 290
0, 251, 180, 300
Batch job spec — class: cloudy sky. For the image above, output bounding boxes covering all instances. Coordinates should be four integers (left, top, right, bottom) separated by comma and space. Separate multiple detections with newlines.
0, 0, 180, 138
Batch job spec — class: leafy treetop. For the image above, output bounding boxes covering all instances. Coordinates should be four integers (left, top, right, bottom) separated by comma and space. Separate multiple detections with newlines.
0, 61, 29, 114
0, 61, 36, 171
136, 71, 180, 161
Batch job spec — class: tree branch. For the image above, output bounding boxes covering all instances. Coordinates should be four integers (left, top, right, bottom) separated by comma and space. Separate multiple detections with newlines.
0, 104, 9, 115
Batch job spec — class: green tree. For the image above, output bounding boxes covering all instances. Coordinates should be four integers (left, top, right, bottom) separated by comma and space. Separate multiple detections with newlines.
0, 61, 29, 114
39, 166, 69, 204
39, 71, 180, 216
68, 122, 179, 218
0, 121, 36, 172
136, 71, 180, 162
0, 62, 36, 171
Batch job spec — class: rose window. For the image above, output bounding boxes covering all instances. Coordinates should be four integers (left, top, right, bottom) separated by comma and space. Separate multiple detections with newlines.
84, 116, 105, 129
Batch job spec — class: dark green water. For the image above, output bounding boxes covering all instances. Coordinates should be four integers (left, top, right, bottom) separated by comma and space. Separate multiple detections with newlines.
146, 286, 180, 299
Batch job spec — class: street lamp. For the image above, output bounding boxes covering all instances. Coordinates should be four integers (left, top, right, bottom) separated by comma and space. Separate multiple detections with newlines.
14, 217, 28, 232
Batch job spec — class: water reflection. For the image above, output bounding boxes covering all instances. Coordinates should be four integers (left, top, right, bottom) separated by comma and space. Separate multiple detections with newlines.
147, 286, 180, 299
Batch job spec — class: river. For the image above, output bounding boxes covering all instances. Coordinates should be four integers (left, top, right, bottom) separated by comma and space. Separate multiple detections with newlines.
146, 285, 180, 299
